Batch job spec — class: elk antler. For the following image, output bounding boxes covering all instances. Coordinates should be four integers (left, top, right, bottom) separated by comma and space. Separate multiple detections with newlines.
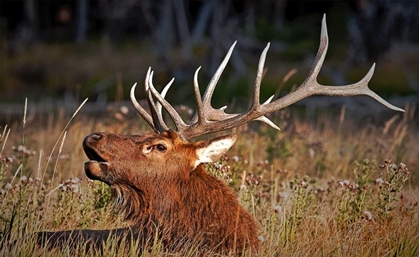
131, 14, 404, 140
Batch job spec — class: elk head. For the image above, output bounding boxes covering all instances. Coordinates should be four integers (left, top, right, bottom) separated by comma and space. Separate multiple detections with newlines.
84, 131, 236, 185
82, 14, 403, 253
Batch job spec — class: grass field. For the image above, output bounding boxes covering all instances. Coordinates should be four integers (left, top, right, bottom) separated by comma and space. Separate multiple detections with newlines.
0, 101, 418, 256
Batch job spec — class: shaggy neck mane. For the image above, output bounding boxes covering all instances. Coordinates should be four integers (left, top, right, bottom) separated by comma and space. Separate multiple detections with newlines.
111, 183, 150, 225
108, 164, 259, 253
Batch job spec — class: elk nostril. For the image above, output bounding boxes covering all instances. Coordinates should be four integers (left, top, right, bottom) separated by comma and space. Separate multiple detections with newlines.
90, 133, 103, 141
83, 133, 104, 148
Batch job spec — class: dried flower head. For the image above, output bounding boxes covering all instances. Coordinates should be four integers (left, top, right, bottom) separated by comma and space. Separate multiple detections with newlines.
375, 178, 384, 186
232, 156, 240, 162
120, 106, 129, 115
20, 176, 28, 183
273, 205, 282, 213
258, 235, 266, 243
363, 211, 372, 221
299, 181, 308, 189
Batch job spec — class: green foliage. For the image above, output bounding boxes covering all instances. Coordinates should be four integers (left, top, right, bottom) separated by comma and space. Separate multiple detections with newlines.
91, 180, 113, 210
205, 156, 233, 185
336, 159, 375, 225
377, 159, 411, 217
283, 175, 317, 243
263, 128, 292, 162
51, 178, 113, 229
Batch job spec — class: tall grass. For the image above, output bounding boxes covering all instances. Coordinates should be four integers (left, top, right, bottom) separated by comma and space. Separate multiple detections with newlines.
0, 102, 418, 256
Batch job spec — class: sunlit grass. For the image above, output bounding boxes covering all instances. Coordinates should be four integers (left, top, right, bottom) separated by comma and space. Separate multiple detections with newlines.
0, 102, 418, 256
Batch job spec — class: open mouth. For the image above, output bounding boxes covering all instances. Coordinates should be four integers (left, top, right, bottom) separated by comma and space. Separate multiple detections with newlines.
83, 146, 110, 181
84, 146, 107, 162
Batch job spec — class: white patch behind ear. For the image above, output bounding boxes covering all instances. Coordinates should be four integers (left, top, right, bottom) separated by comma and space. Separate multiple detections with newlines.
195, 135, 237, 168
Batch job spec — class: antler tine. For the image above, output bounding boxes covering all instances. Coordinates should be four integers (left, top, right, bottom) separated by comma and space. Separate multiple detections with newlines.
146, 89, 165, 132
130, 68, 157, 132
156, 78, 174, 119
193, 67, 206, 125
305, 13, 329, 85
146, 71, 169, 132
251, 42, 270, 110
147, 71, 188, 132
255, 91, 280, 130
308, 63, 404, 111
202, 41, 237, 109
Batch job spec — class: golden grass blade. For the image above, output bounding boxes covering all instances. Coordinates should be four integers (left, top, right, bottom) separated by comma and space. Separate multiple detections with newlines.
51, 130, 67, 187
43, 98, 88, 179
1, 127, 10, 155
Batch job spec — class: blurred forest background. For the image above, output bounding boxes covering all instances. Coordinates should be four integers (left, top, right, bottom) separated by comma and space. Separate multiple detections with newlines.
0, 0, 418, 120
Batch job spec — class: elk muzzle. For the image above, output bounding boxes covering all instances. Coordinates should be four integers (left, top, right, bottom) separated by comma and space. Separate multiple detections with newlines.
83, 132, 111, 182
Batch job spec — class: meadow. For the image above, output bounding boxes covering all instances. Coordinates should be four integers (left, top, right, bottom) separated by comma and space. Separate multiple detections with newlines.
0, 100, 418, 256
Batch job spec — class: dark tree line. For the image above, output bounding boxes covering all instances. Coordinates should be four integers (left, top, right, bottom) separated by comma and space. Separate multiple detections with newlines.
3, 1, 417, 62
1, 0, 418, 101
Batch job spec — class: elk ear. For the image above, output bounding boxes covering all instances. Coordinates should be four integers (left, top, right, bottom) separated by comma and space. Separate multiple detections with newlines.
194, 134, 237, 167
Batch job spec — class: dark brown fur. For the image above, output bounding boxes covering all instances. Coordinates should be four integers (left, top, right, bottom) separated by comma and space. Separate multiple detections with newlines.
38, 130, 259, 254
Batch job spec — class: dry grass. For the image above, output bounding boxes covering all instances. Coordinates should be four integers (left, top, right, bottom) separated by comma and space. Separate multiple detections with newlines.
0, 102, 418, 256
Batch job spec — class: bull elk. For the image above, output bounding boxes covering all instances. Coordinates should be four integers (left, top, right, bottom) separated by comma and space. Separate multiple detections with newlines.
36, 15, 403, 255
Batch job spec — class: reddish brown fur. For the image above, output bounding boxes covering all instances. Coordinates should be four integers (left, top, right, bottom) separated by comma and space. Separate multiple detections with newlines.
81, 130, 259, 254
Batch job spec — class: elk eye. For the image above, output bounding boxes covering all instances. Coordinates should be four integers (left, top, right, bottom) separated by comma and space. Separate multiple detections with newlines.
144, 145, 153, 154
156, 144, 167, 152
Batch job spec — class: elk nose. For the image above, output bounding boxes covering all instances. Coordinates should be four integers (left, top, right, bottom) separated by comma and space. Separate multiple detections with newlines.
90, 133, 103, 141
83, 132, 103, 146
